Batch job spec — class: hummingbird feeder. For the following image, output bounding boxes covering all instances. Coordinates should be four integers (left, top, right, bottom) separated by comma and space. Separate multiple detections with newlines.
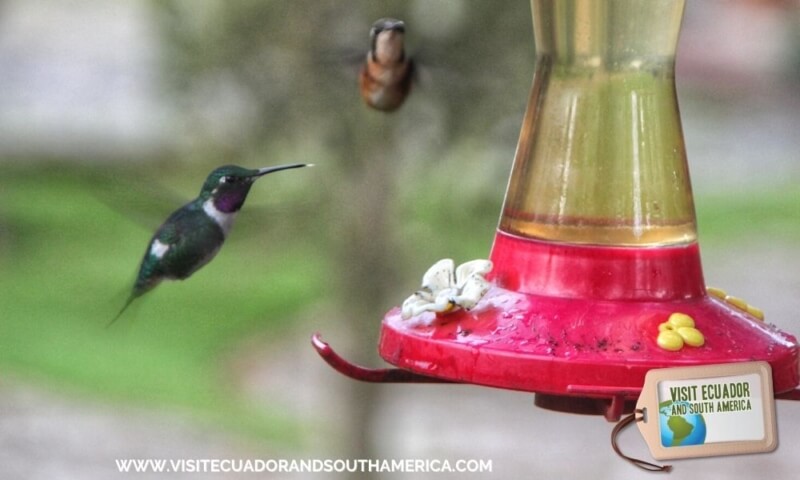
313, 0, 800, 422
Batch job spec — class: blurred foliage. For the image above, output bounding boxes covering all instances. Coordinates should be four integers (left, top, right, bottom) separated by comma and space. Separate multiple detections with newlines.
1, 0, 798, 452
152, 0, 534, 152
1, 0, 539, 448
696, 185, 800, 247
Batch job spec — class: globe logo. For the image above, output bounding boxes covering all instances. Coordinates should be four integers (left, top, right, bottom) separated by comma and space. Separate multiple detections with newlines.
659, 400, 707, 447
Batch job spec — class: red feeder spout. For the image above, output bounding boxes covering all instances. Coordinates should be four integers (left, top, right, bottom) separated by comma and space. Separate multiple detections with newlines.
311, 334, 452, 384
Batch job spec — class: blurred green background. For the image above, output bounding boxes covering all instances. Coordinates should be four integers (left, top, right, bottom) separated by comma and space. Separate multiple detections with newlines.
0, 0, 798, 478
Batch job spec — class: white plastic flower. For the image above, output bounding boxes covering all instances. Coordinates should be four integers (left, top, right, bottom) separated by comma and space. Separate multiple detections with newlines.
401, 259, 493, 320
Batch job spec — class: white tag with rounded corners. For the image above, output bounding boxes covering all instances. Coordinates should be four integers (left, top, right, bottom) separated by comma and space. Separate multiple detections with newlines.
636, 362, 777, 460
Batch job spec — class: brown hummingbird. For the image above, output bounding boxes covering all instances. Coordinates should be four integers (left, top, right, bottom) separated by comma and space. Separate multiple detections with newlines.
358, 18, 415, 112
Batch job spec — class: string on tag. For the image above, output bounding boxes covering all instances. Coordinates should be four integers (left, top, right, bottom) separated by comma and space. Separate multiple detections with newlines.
611, 408, 672, 473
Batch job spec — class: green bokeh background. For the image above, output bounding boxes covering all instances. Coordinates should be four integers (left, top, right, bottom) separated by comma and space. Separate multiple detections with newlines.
0, 0, 798, 476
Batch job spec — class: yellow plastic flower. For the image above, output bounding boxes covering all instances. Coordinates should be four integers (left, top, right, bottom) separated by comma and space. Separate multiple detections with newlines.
657, 312, 705, 351
706, 286, 765, 322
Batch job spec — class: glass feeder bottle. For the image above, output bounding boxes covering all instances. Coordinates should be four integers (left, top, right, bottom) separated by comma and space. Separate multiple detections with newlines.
499, 0, 695, 247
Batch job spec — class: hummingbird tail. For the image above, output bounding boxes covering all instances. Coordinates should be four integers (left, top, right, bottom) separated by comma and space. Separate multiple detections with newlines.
108, 295, 136, 327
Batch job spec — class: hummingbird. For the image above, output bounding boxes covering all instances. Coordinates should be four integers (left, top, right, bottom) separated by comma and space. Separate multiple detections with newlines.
359, 18, 415, 112
110, 163, 310, 325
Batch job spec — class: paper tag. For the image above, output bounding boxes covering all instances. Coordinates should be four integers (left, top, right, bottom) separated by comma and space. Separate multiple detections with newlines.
636, 362, 777, 460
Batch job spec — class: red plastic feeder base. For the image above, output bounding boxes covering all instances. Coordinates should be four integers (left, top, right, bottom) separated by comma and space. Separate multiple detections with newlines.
378, 231, 800, 418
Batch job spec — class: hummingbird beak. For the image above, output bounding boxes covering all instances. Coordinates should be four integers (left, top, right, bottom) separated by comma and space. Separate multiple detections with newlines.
255, 163, 312, 178
370, 18, 406, 61
371, 18, 405, 37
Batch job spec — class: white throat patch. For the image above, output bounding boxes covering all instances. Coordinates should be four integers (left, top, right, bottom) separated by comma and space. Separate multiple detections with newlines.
203, 198, 236, 236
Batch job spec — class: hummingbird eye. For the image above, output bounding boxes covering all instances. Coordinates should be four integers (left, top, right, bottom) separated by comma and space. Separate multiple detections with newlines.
222, 175, 236, 184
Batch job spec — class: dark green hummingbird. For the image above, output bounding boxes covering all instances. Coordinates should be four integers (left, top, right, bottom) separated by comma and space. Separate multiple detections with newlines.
111, 163, 311, 325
